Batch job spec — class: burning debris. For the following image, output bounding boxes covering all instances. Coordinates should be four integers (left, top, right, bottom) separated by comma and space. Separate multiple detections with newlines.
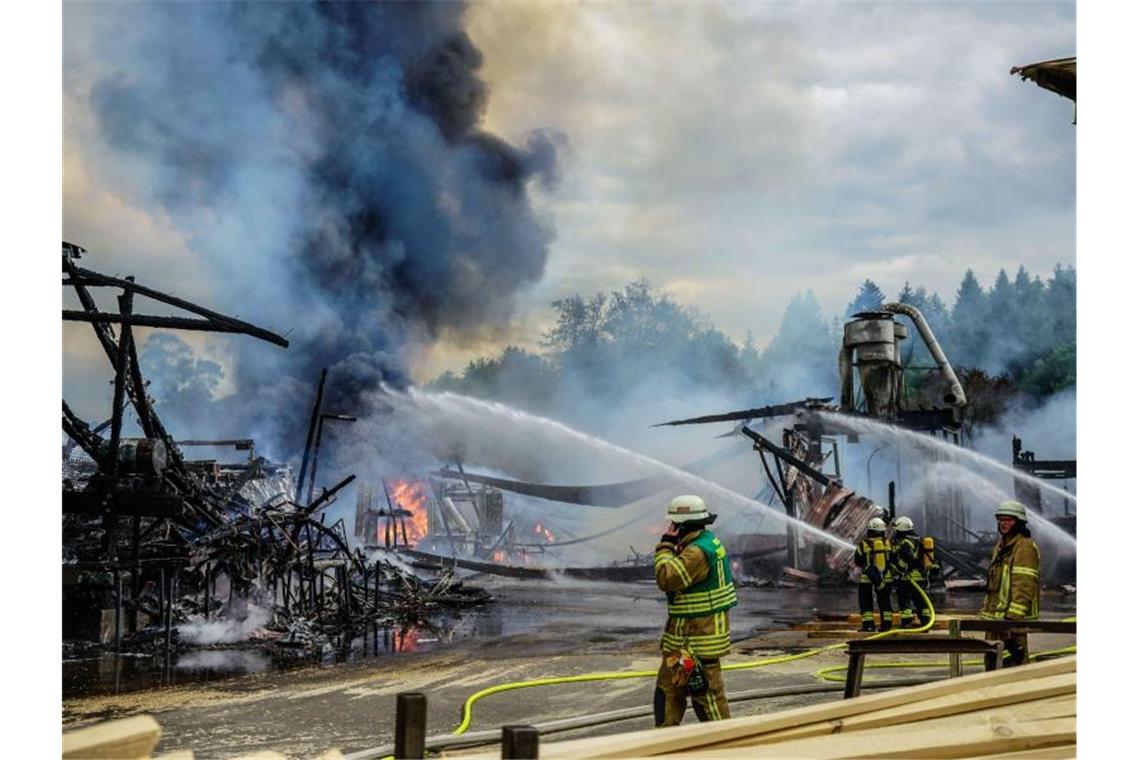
62, 248, 492, 670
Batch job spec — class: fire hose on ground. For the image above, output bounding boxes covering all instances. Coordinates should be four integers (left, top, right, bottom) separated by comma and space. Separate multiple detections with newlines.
356, 579, 1074, 760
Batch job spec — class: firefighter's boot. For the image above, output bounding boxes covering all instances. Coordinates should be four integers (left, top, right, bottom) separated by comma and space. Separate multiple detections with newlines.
1005, 638, 1028, 667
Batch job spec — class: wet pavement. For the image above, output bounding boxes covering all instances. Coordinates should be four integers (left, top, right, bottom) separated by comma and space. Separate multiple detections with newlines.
61, 580, 1077, 759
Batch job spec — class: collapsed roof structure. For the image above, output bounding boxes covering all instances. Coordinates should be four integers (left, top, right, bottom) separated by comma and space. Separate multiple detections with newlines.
62, 243, 489, 671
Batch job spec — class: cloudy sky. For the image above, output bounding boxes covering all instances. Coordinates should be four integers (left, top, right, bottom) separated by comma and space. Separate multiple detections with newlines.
61, 1, 1074, 417
459, 1, 1076, 369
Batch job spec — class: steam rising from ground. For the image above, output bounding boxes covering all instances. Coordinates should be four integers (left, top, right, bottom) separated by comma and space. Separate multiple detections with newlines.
178, 601, 272, 645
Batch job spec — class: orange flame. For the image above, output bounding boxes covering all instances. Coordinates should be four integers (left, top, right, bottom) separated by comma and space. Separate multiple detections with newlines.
386, 626, 419, 653
383, 477, 431, 547
492, 550, 505, 563
533, 521, 555, 543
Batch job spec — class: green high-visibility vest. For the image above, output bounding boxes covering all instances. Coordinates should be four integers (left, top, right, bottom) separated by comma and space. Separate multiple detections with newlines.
666, 531, 738, 618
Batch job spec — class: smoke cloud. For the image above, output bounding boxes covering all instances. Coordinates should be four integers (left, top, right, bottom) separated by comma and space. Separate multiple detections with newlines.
68, 1, 558, 458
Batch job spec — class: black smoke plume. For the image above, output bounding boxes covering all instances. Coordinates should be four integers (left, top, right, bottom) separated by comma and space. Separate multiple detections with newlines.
76, 1, 559, 458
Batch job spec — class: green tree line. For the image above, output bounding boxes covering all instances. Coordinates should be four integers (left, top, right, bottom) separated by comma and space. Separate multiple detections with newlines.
428, 265, 1075, 418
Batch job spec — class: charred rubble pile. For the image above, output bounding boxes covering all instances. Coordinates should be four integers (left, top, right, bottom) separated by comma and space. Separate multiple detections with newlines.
62, 245, 490, 662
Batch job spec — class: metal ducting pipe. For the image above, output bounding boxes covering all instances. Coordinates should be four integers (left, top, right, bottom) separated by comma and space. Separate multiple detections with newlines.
882, 302, 967, 407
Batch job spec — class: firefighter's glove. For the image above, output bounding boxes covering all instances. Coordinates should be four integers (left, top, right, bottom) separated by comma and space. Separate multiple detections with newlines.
867, 567, 883, 587
659, 532, 680, 547
665, 650, 695, 689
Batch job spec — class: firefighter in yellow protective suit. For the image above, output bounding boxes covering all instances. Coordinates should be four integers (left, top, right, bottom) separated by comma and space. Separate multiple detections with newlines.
888, 516, 933, 629
979, 500, 1041, 666
852, 517, 893, 632
653, 494, 736, 727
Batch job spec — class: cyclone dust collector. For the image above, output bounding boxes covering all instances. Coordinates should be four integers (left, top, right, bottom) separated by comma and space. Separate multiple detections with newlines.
839, 303, 967, 420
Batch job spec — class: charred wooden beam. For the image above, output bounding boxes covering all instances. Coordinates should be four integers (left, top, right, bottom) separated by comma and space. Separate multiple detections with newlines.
62, 401, 110, 466
63, 491, 185, 518
653, 397, 832, 428
296, 369, 328, 502
63, 311, 284, 340
740, 425, 833, 487
302, 474, 356, 517
63, 255, 119, 365
64, 264, 289, 347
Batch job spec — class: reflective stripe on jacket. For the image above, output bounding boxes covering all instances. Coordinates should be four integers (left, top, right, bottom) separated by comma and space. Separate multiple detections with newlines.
890, 534, 924, 581
979, 532, 1041, 621
655, 529, 736, 657
664, 532, 737, 618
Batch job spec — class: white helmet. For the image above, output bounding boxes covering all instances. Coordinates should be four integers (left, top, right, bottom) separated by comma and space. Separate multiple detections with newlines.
892, 516, 914, 532
995, 500, 1028, 521
867, 517, 887, 532
667, 494, 712, 523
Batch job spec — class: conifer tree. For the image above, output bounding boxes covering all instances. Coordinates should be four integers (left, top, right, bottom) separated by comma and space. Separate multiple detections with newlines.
845, 279, 886, 316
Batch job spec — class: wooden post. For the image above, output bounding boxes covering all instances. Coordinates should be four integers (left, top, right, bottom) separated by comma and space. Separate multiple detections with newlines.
394, 692, 427, 760
130, 517, 141, 632
949, 618, 962, 678
843, 652, 866, 699
164, 572, 174, 656
114, 570, 123, 650
374, 560, 381, 609
502, 725, 540, 759
986, 641, 1004, 671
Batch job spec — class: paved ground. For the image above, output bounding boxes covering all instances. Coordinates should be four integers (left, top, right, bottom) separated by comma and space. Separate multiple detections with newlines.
61, 582, 1077, 759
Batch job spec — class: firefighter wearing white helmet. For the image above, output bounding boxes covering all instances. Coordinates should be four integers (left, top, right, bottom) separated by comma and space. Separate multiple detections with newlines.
888, 516, 931, 629
980, 500, 1041, 665
852, 513, 893, 632
653, 495, 736, 726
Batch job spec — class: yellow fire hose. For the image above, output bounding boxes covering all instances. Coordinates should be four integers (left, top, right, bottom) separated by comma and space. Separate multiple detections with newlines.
451, 579, 940, 736
367, 581, 1074, 760
452, 582, 1075, 737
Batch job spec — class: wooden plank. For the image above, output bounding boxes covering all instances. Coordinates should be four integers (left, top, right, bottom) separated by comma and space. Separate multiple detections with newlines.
955, 745, 1075, 759
1015, 695, 1076, 722
959, 620, 1076, 635
538, 657, 1075, 759
713, 690, 1074, 749
846, 637, 1003, 654
63, 715, 162, 760
715, 673, 1074, 746
153, 753, 195, 760
650, 717, 1075, 759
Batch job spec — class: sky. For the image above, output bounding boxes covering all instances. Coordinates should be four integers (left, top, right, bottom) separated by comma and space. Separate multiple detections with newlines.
60, 0, 1076, 405
459, 1, 1076, 374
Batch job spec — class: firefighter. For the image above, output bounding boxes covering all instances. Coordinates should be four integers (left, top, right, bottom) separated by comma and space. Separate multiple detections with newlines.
979, 500, 1041, 666
889, 516, 931, 629
653, 494, 736, 727
852, 517, 893, 632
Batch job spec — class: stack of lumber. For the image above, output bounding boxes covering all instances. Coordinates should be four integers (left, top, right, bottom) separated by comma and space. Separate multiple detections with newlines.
460, 656, 1075, 759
